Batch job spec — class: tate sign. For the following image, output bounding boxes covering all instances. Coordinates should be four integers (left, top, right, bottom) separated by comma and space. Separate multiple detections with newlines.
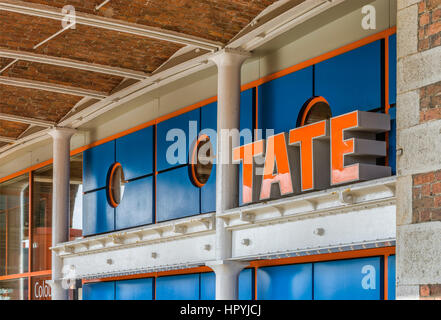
233, 110, 391, 204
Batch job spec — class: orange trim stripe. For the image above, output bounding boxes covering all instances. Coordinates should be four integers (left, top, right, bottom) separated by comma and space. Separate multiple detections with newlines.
249, 247, 395, 268
0, 270, 52, 281
384, 254, 389, 300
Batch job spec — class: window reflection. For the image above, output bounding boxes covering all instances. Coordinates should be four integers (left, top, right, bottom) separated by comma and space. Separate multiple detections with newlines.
70, 153, 83, 239
0, 278, 28, 300
32, 166, 53, 272
0, 174, 29, 276
31, 154, 83, 271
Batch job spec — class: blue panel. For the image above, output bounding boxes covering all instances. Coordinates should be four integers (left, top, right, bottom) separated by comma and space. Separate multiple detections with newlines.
258, 67, 313, 134
83, 140, 115, 192
83, 189, 114, 235
200, 272, 215, 300
116, 176, 154, 230
239, 268, 254, 300
115, 278, 153, 300
156, 274, 200, 300
157, 109, 200, 171
388, 255, 396, 300
389, 34, 397, 105
200, 102, 217, 214
314, 257, 382, 300
388, 107, 396, 175
156, 166, 200, 222
200, 270, 253, 300
257, 263, 313, 300
240, 88, 254, 134
315, 41, 382, 116
116, 126, 154, 180
83, 282, 115, 300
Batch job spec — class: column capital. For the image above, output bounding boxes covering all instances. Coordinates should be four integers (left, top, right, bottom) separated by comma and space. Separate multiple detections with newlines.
48, 127, 76, 140
206, 260, 249, 274
210, 48, 251, 67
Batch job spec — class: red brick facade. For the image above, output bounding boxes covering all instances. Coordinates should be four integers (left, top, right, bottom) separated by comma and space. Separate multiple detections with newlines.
419, 81, 441, 122
418, 0, 441, 52
412, 170, 441, 223
420, 284, 441, 299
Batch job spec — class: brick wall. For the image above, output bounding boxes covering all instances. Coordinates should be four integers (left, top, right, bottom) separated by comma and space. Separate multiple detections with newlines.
418, 0, 441, 52
412, 170, 441, 222
420, 284, 441, 299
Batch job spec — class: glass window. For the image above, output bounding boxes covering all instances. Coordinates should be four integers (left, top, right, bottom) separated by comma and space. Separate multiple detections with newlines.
0, 278, 28, 300
31, 154, 83, 272
301, 98, 332, 126
70, 153, 83, 239
0, 174, 29, 276
32, 166, 53, 272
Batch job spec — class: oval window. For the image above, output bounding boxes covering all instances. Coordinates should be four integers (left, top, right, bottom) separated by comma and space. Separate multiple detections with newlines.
189, 134, 214, 188
299, 96, 332, 126
107, 163, 126, 208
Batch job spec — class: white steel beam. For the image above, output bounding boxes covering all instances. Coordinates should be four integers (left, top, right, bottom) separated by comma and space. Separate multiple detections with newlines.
0, 136, 16, 143
0, 76, 108, 99
0, 0, 223, 51
227, 0, 346, 50
0, 112, 55, 127
0, 48, 149, 80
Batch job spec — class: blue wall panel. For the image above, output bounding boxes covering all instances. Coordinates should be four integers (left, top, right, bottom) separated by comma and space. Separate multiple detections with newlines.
315, 40, 382, 116
238, 89, 255, 206
238, 268, 254, 300
83, 141, 115, 192
83, 282, 115, 300
314, 257, 381, 300
240, 88, 254, 135
83, 189, 114, 235
157, 109, 200, 172
388, 255, 396, 300
257, 263, 313, 300
156, 274, 200, 300
200, 270, 254, 300
156, 166, 200, 222
200, 102, 217, 214
116, 176, 154, 230
116, 126, 154, 180
200, 272, 215, 300
115, 278, 153, 300
389, 34, 397, 105
258, 67, 313, 134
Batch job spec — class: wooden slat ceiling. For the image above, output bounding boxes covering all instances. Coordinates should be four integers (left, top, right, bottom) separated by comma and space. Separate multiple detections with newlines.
0, 0, 277, 146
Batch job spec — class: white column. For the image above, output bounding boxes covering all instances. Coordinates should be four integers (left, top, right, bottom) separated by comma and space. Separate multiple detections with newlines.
206, 260, 248, 300
208, 49, 250, 300
48, 127, 76, 300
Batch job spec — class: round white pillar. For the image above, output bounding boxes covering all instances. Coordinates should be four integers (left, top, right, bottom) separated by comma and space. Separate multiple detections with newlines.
48, 127, 76, 300
206, 261, 248, 300
209, 49, 250, 300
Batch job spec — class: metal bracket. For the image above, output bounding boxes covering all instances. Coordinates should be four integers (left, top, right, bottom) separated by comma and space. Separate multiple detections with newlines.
338, 189, 354, 205
240, 211, 255, 223
173, 224, 188, 234
271, 205, 285, 216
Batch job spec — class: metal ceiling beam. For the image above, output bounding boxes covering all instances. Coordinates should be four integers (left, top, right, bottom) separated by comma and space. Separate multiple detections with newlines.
0, 48, 150, 80
0, 113, 55, 127
0, 0, 223, 51
0, 76, 109, 99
